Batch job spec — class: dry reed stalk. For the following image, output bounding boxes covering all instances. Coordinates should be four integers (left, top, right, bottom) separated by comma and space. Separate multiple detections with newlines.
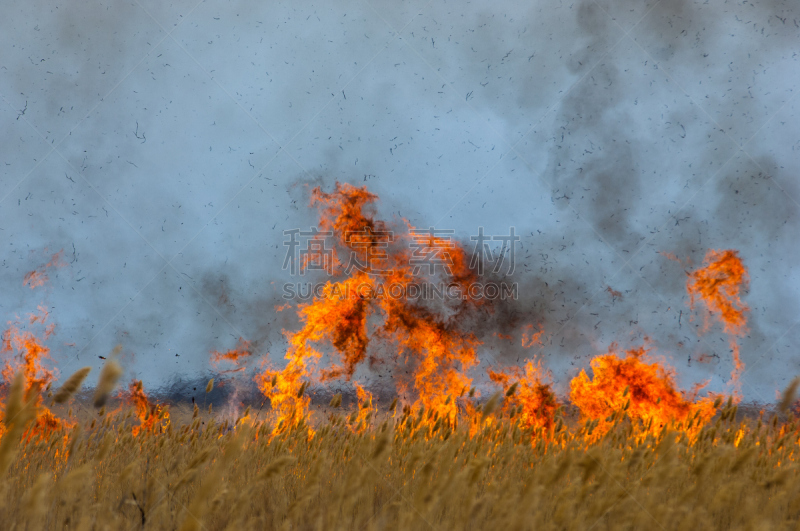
52, 367, 91, 404
778, 377, 800, 414
178, 427, 248, 531
0, 372, 36, 476
93, 354, 123, 408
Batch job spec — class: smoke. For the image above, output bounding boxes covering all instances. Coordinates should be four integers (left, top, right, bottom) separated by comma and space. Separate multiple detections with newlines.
1, 0, 798, 402
525, 0, 800, 396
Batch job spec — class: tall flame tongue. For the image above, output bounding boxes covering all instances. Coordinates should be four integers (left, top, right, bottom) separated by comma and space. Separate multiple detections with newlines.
686, 249, 749, 400
256, 182, 481, 434
569, 345, 717, 441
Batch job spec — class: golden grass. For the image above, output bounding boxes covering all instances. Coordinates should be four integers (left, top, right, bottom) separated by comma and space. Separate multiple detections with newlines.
1, 396, 799, 531
92, 356, 123, 408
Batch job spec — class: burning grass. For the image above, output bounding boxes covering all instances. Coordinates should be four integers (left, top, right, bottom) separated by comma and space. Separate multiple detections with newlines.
1, 391, 800, 530
2, 182, 793, 529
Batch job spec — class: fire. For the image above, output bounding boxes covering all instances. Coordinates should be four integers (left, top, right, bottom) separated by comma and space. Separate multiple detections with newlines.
687, 249, 749, 399
249, 185, 748, 442
255, 331, 315, 435
488, 359, 559, 433
0, 189, 756, 456
22, 251, 66, 290
211, 338, 254, 364
1, 309, 67, 440
521, 323, 544, 348
389, 315, 478, 427
348, 383, 376, 433
254, 183, 481, 434
569, 345, 717, 440
687, 250, 749, 335
122, 380, 169, 437
211, 338, 254, 375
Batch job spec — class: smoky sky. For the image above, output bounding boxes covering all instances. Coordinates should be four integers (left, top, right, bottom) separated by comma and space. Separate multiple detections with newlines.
0, 0, 798, 403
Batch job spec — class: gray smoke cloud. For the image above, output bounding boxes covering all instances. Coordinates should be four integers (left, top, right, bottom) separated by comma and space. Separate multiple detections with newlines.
0, 0, 798, 402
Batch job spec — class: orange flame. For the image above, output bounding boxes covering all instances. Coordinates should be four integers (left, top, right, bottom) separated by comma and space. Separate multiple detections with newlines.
23, 251, 66, 289
488, 359, 559, 434
253, 183, 482, 433
569, 345, 717, 441
122, 379, 169, 437
348, 383, 376, 433
211, 338, 254, 366
687, 249, 749, 399
521, 323, 544, 349
687, 249, 749, 336
1, 309, 67, 439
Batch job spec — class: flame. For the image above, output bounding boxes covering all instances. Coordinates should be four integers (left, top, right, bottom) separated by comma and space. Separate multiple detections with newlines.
488, 359, 559, 434
0, 309, 68, 439
22, 251, 66, 289
569, 345, 717, 441
253, 183, 481, 434
6, 235, 800, 524
348, 383, 376, 433
255, 330, 316, 436
521, 323, 544, 349
249, 185, 748, 442
687, 249, 749, 399
687, 249, 749, 336
122, 380, 169, 437
211, 338, 254, 366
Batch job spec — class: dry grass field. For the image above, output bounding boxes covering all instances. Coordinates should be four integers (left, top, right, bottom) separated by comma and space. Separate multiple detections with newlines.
1, 374, 799, 531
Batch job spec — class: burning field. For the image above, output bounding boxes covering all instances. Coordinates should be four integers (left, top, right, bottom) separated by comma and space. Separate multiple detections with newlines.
1, 183, 799, 530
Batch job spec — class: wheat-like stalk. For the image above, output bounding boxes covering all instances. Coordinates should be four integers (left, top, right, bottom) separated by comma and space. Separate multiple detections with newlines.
52, 367, 91, 404
93, 356, 123, 408
0, 384, 797, 530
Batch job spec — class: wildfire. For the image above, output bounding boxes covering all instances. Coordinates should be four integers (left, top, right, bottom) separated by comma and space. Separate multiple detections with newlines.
255, 183, 481, 434
246, 185, 751, 442
488, 359, 559, 433
569, 345, 717, 441
0, 186, 757, 465
687, 249, 750, 400
0, 184, 795, 531
122, 380, 169, 437
348, 383, 376, 433
1, 309, 67, 440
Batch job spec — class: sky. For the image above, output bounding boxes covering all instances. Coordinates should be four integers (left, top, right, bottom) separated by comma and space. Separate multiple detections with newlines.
0, 0, 799, 403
